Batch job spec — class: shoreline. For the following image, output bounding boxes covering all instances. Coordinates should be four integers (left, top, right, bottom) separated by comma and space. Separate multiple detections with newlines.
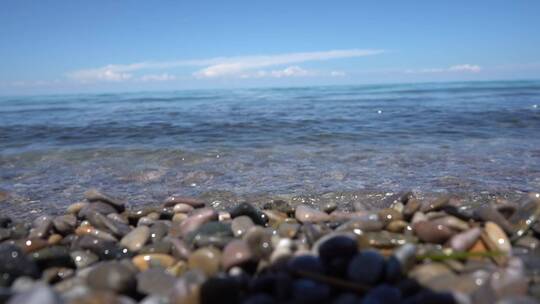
1, 188, 539, 303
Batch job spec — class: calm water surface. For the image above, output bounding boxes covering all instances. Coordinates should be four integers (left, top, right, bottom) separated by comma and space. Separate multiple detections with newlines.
1, 81, 540, 216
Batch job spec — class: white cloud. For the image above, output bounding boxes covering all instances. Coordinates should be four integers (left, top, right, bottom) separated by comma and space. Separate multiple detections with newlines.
67, 49, 384, 82
270, 66, 310, 78
138, 73, 176, 82
235, 66, 314, 79
448, 64, 481, 72
406, 64, 482, 74
330, 70, 346, 77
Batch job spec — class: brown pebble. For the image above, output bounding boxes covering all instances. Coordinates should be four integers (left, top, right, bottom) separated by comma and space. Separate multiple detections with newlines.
295, 205, 330, 223
132, 254, 176, 271
188, 247, 221, 276
221, 239, 253, 270
413, 221, 455, 244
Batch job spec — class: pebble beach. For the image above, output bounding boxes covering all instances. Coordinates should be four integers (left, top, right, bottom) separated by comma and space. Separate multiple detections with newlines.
0, 188, 540, 303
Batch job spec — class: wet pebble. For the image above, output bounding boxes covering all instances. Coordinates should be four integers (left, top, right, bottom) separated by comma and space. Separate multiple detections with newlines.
132, 254, 176, 271
84, 188, 125, 212
136, 268, 176, 297
187, 247, 221, 276
230, 202, 268, 226
221, 239, 253, 270
347, 250, 386, 285
295, 205, 331, 223
0, 244, 39, 286
450, 227, 482, 251
231, 216, 255, 237
87, 261, 136, 294
120, 226, 150, 252
413, 221, 455, 244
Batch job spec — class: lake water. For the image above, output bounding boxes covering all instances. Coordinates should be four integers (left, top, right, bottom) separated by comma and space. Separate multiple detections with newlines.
1, 81, 540, 216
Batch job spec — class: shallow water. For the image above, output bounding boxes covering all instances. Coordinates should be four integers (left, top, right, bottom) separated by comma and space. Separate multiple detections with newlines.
1, 81, 540, 216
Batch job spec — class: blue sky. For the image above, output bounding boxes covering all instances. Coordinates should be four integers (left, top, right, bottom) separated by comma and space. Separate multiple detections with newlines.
1, 0, 539, 95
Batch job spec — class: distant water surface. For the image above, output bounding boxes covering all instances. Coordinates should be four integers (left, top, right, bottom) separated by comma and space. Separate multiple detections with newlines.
1, 81, 539, 216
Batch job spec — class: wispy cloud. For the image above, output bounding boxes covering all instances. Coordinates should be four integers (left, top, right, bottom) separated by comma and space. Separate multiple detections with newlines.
406, 64, 482, 74
67, 49, 384, 82
138, 73, 177, 82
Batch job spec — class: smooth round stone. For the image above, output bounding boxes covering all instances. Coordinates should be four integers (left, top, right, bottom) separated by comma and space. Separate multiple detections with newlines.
278, 222, 300, 238
484, 221, 512, 254
200, 277, 241, 304
84, 188, 125, 211
413, 221, 455, 244
231, 216, 255, 237
140, 241, 172, 255
336, 216, 385, 233
421, 196, 450, 213
172, 213, 188, 223
16, 238, 49, 254
386, 220, 409, 233
295, 205, 330, 223
173, 203, 195, 213
79, 202, 117, 218
75, 225, 118, 242
29, 246, 74, 270
132, 254, 176, 271
0, 244, 39, 286
316, 234, 357, 264
164, 196, 205, 208
7, 283, 62, 304
243, 227, 273, 260
170, 208, 218, 238
47, 234, 63, 245
362, 284, 402, 304
66, 202, 88, 214
87, 212, 131, 238
120, 226, 150, 252
229, 202, 268, 226
70, 250, 99, 269
188, 247, 221, 277
474, 206, 514, 235
87, 262, 136, 293
186, 222, 233, 248
347, 250, 386, 285
76, 235, 132, 260
221, 239, 253, 270
287, 255, 324, 274
378, 208, 403, 225
52, 214, 77, 235
431, 216, 470, 232
292, 279, 330, 303
450, 227, 482, 252
136, 268, 176, 297
148, 222, 169, 243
